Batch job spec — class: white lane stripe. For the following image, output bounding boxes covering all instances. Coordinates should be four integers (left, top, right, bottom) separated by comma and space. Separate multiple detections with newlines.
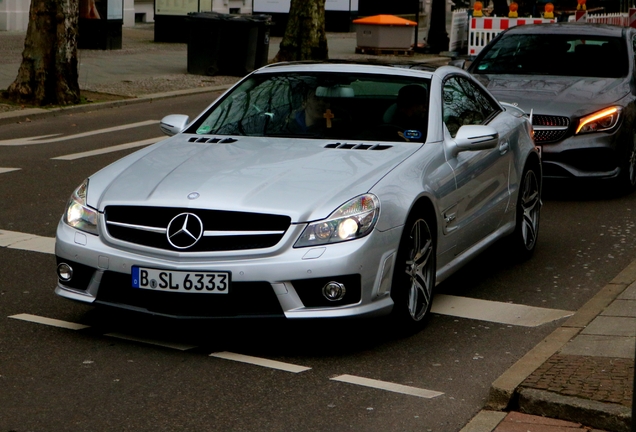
0, 229, 55, 254
0, 168, 21, 174
432, 294, 574, 327
0, 120, 159, 146
210, 351, 311, 373
105, 332, 197, 351
52, 137, 163, 160
9, 313, 89, 330
331, 374, 444, 399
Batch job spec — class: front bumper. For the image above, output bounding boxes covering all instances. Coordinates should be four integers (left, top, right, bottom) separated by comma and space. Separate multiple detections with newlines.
538, 126, 626, 180
54, 220, 400, 319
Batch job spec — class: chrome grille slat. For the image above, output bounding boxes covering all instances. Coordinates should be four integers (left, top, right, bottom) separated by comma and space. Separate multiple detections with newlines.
104, 206, 291, 252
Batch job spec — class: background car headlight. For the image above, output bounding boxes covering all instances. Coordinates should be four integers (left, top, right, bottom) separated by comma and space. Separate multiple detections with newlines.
63, 179, 98, 235
295, 194, 380, 247
576, 106, 622, 134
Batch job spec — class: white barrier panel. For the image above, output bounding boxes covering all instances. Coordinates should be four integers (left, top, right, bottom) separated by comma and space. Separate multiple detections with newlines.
468, 17, 555, 55
449, 9, 469, 52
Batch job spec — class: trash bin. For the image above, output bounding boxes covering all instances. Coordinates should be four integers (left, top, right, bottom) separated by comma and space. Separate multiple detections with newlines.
187, 12, 224, 76
187, 13, 272, 77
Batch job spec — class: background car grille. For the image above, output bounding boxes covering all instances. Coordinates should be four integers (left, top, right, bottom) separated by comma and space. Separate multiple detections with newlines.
533, 115, 570, 143
104, 206, 291, 252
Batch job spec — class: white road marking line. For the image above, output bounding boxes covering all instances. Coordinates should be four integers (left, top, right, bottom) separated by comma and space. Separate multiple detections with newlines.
0, 229, 55, 254
105, 332, 197, 351
52, 137, 163, 160
0, 168, 21, 174
0, 120, 159, 146
331, 374, 444, 399
9, 313, 89, 330
432, 294, 574, 327
210, 351, 311, 373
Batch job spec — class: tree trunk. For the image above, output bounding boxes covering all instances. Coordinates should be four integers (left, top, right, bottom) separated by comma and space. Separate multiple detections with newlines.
273, 0, 328, 62
4, 0, 80, 106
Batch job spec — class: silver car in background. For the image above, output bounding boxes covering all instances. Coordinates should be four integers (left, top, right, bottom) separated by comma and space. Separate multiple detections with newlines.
55, 63, 540, 333
467, 23, 636, 191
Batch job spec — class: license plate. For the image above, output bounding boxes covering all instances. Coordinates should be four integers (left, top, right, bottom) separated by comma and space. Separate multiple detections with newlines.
132, 266, 230, 294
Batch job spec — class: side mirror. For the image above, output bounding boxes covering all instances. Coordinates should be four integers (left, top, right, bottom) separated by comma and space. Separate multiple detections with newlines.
448, 59, 467, 69
160, 114, 190, 136
454, 125, 499, 153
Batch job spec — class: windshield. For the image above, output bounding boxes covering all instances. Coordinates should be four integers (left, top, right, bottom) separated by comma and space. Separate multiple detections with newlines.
472, 34, 628, 78
186, 72, 431, 143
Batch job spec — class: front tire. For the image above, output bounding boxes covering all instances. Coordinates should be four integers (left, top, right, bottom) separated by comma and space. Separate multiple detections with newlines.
390, 214, 436, 334
618, 131, 636, 194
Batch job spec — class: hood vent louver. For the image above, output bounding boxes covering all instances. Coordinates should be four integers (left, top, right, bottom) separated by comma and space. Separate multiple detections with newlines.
325, 143, 392, 151
188, 137, 238, 144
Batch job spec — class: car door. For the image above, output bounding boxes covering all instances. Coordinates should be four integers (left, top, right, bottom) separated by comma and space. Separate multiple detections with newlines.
442, 75, 514, 256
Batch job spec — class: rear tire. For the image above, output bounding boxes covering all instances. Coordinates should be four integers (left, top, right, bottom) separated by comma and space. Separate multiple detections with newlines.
390, 214, 436, 334
509, 163, 541, 260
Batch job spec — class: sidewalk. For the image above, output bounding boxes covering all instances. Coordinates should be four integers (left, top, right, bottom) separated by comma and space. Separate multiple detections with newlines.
463, 262, 636, 432
0, 23, 634, 432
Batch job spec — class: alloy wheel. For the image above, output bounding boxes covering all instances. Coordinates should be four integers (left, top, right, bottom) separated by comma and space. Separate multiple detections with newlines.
520, 169, 540, 250
404, 218, 435, 321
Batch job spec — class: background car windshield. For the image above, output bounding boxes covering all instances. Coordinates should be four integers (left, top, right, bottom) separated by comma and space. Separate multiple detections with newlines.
472, 34, 627, 78
186, 72, 431, 142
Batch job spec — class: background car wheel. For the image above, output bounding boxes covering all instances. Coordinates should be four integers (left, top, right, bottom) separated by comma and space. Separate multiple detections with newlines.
618, 132, 636, 194
509, 163, 541, 260
390, 213, 436, 334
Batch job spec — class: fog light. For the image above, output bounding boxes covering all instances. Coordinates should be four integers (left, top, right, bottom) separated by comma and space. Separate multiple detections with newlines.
57, 263, 73, 281
322, 281, 346, 301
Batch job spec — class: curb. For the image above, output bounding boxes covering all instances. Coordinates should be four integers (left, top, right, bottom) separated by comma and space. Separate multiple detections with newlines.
483, 258, 636, 430
0, 84, 233, 127
517, 388, 631, 432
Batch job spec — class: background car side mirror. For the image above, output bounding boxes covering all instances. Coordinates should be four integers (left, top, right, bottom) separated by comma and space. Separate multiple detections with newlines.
454, 125, 499, 154
160, 114, 190, 136
448, 59, 466, 69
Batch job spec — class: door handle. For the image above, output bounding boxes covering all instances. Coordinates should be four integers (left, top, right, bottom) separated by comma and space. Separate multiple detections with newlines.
499, 141, 509, 154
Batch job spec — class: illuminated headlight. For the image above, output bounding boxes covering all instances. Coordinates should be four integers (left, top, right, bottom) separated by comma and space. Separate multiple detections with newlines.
576, 106, 622, 134
295, 194, 380, 247
63, 179, 98, 235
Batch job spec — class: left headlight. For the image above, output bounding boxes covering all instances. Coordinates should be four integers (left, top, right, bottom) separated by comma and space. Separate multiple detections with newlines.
63, 179, 98, 235
294, 194, 380, 248
576, 106, 622, 134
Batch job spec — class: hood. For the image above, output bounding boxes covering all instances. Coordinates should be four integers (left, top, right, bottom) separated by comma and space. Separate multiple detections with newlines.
87, 135, 420, 222
475, 74, 631, 116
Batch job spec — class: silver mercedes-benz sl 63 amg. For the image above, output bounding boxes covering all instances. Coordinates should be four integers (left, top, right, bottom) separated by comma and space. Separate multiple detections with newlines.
55, 62, 541, 333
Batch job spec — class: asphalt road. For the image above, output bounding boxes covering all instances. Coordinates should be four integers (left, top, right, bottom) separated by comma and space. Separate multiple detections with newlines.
1, 92, 636, 431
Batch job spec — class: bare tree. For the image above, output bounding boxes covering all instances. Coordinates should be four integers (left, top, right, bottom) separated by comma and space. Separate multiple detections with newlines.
273, 0, 328, 62
4, 0, 80, 106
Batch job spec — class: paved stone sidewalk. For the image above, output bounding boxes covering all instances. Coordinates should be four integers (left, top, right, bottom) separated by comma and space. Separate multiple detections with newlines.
522, 355, 632, 407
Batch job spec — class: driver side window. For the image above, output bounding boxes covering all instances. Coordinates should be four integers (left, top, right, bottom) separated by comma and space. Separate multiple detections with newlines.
442, 76, 499, 137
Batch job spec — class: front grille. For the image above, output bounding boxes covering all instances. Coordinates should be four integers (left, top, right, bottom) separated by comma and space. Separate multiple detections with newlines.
104, 206, 291, 252
535, 129, 568, 143
533, 115, 570, 143
533, 115, 570, 128
96, 271, 284, 318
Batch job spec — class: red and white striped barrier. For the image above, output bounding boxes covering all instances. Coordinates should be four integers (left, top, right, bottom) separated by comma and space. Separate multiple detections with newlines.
568, 9, 636, 27
468, 17, 555, 55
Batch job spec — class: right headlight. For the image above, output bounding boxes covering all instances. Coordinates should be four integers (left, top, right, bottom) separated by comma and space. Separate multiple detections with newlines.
63, 179, 98, 235
294, 194, 380, 248
576, 106, 622, 134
